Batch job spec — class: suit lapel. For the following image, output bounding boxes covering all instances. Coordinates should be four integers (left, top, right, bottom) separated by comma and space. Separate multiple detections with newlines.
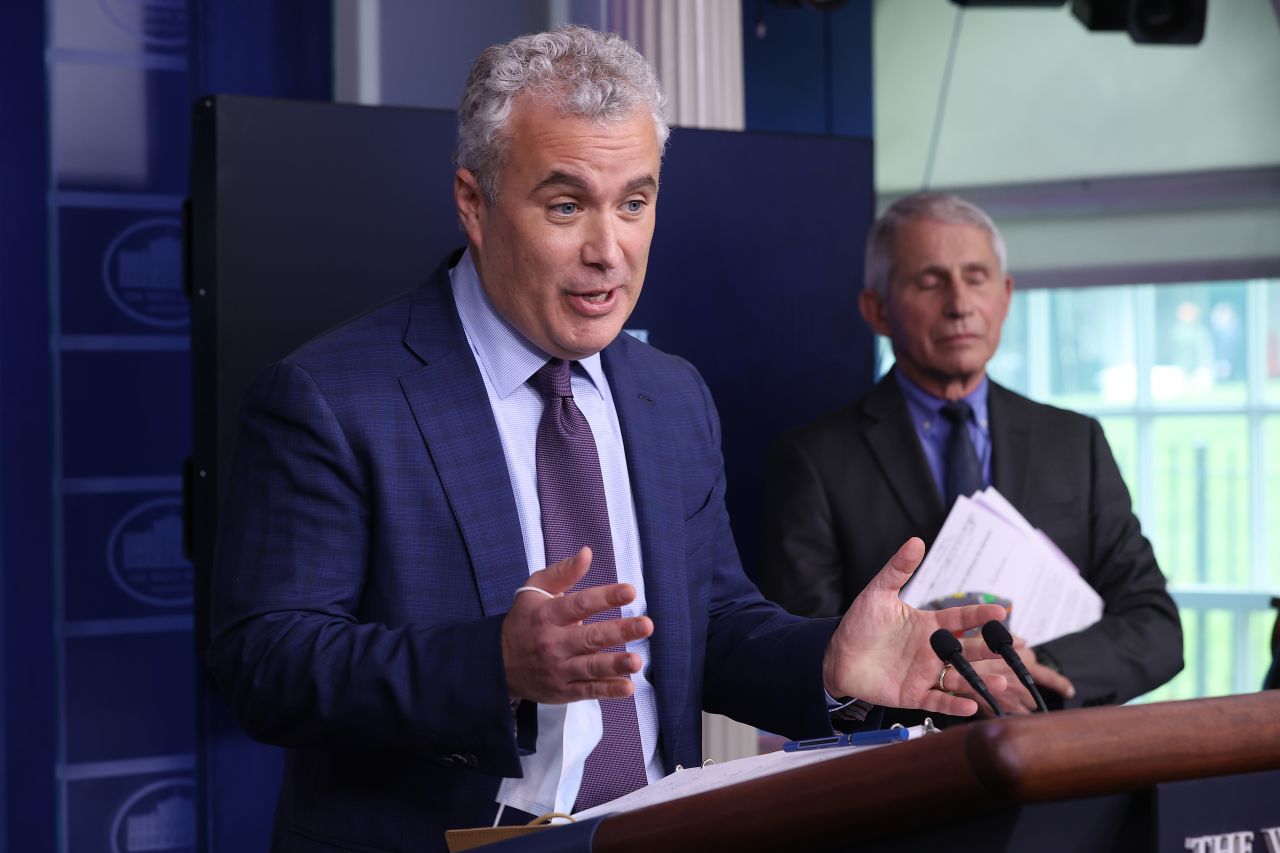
603, 339, 689, 772
862, 372, 947, 536
398, 259, 529, 617
988, 381, 1031, 509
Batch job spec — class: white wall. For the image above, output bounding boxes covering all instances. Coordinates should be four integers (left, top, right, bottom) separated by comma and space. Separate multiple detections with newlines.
873, 0, 1280, 286
874, 0, 1280, 194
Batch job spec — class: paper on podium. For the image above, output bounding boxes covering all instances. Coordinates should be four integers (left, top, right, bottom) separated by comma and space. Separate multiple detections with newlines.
898, 488, 1102, 647
572, 724, 934, 820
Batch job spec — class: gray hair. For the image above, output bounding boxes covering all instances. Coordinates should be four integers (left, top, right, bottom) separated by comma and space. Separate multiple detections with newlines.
863, 192, 1008, 297
455, 25, 670, 202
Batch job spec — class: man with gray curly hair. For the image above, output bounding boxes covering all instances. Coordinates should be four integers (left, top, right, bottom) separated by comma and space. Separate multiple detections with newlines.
210, 30, 1009, 852
455, 25, 670, 203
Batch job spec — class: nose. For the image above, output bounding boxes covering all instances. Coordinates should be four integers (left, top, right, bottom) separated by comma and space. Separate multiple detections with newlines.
942, 276, 974, 317
580, 212, 623, 273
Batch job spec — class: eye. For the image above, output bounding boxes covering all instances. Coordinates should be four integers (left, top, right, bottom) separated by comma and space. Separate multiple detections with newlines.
622, 199, 646, 214
551, 202, 580, 217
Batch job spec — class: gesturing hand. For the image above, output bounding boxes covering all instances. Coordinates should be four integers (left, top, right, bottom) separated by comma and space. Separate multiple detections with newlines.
978, 635, 1075, 715
822, 537, 1010, 717
501, 547, 654, 704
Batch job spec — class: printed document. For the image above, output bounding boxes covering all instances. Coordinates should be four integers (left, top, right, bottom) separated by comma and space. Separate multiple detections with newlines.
898, 488, 1102, 647
573, 724, 933, 820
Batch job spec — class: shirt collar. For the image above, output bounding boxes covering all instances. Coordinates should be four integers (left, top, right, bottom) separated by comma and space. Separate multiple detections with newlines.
893, 368, 990, 431
449, 249, 606, 398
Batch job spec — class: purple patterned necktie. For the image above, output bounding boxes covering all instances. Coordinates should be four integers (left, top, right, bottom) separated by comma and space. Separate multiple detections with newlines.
532, 358, 648, 811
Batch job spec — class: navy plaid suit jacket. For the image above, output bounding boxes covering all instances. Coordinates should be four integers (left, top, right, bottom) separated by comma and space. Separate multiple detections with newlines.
208, 255, 840, 852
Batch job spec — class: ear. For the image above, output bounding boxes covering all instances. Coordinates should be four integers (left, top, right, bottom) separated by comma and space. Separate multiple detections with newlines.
454, 168, 486, 249
859, 289, 892, 337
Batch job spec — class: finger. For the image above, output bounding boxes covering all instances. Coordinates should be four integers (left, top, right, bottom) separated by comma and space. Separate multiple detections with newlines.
999, 685, 1037, 714
1026, 660, 1076, 698
958, 632, 1004, 662
864, 537, 926, 596
561, 676, 637, 701
566, 650, 643, 683
941, 667, 1008, 698
934, 604, 1008, 644
529, 547, 594, 596
549, 582, 639, 627
571, 616, 654, 654
918, 690, 982, 717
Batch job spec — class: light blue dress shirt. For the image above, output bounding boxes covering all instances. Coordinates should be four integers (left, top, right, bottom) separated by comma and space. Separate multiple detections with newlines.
894, 370, 992, 501
449, 251, 662, 814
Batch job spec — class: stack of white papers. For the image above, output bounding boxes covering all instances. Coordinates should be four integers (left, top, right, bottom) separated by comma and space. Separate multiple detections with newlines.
898, 488, 1102, 647
572, 724, 935, 820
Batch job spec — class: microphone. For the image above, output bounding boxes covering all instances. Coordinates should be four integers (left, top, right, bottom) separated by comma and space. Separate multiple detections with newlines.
981, 620, 1049, 713
929, 628, 1004, 717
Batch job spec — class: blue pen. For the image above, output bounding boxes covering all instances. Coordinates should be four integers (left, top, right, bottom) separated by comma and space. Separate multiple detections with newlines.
782, 727, 909, 752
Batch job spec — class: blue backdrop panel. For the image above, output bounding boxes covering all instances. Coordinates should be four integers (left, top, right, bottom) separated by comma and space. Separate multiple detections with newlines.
0, 1, 53, 850
66, 770, 197, 853
64, 491, 192, 623
64, 631, 196, 765
10, 1, 334, 851
57, 206, 189, 335
634, 127, 873, 574
48, 60, 190, 195
60, 350, 191, 480
48, 0, 188, 56
191, 97, 874, 850
190, 0, 333, 101
46, 0, 198, 847
742, 0, 873, 138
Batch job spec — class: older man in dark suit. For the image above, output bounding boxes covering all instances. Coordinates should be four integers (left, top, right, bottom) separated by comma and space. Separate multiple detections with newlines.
759, 192, 1183, 716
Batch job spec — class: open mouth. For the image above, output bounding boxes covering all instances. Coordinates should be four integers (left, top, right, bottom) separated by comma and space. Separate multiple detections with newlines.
568, 288, 620, 313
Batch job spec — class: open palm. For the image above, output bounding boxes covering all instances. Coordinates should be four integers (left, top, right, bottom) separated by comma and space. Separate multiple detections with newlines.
822, 537, 1008, 717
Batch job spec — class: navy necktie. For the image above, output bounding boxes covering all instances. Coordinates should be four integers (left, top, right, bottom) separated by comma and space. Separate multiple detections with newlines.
940, 400, 982, 506
532, 358, 648, 811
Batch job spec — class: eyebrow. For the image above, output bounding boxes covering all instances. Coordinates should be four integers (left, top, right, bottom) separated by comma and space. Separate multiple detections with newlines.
532, 171, 658, 196
916, 261, 993, 278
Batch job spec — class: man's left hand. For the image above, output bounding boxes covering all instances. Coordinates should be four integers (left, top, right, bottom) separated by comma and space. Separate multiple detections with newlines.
822, 537, 1008, 717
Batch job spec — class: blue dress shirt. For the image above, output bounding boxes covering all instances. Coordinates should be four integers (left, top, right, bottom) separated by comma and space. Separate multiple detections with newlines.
449, 251, 662, 814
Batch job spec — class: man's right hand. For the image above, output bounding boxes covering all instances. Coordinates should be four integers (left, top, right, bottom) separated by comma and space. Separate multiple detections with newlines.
972, 635, 1075, 715
502, 547, 654, 704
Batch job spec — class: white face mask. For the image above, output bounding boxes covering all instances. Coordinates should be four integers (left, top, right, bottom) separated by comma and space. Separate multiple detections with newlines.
495, 699, 603, 818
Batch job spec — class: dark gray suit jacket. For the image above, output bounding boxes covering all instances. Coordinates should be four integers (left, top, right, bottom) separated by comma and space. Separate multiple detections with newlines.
757, 370, 1183, 709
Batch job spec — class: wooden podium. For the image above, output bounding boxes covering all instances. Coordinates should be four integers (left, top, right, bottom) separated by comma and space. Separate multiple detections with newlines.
585, 692, 1280, 852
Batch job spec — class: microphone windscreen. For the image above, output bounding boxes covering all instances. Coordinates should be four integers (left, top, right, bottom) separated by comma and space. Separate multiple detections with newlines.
929, 628, 962, 661
982, 620, 1014, 651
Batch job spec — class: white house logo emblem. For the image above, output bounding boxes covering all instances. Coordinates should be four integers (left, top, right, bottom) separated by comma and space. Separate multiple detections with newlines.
98, 0, 188, 48
101, 218, 188, 329
106, 498, 192, 607
110, 778, 196, 853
